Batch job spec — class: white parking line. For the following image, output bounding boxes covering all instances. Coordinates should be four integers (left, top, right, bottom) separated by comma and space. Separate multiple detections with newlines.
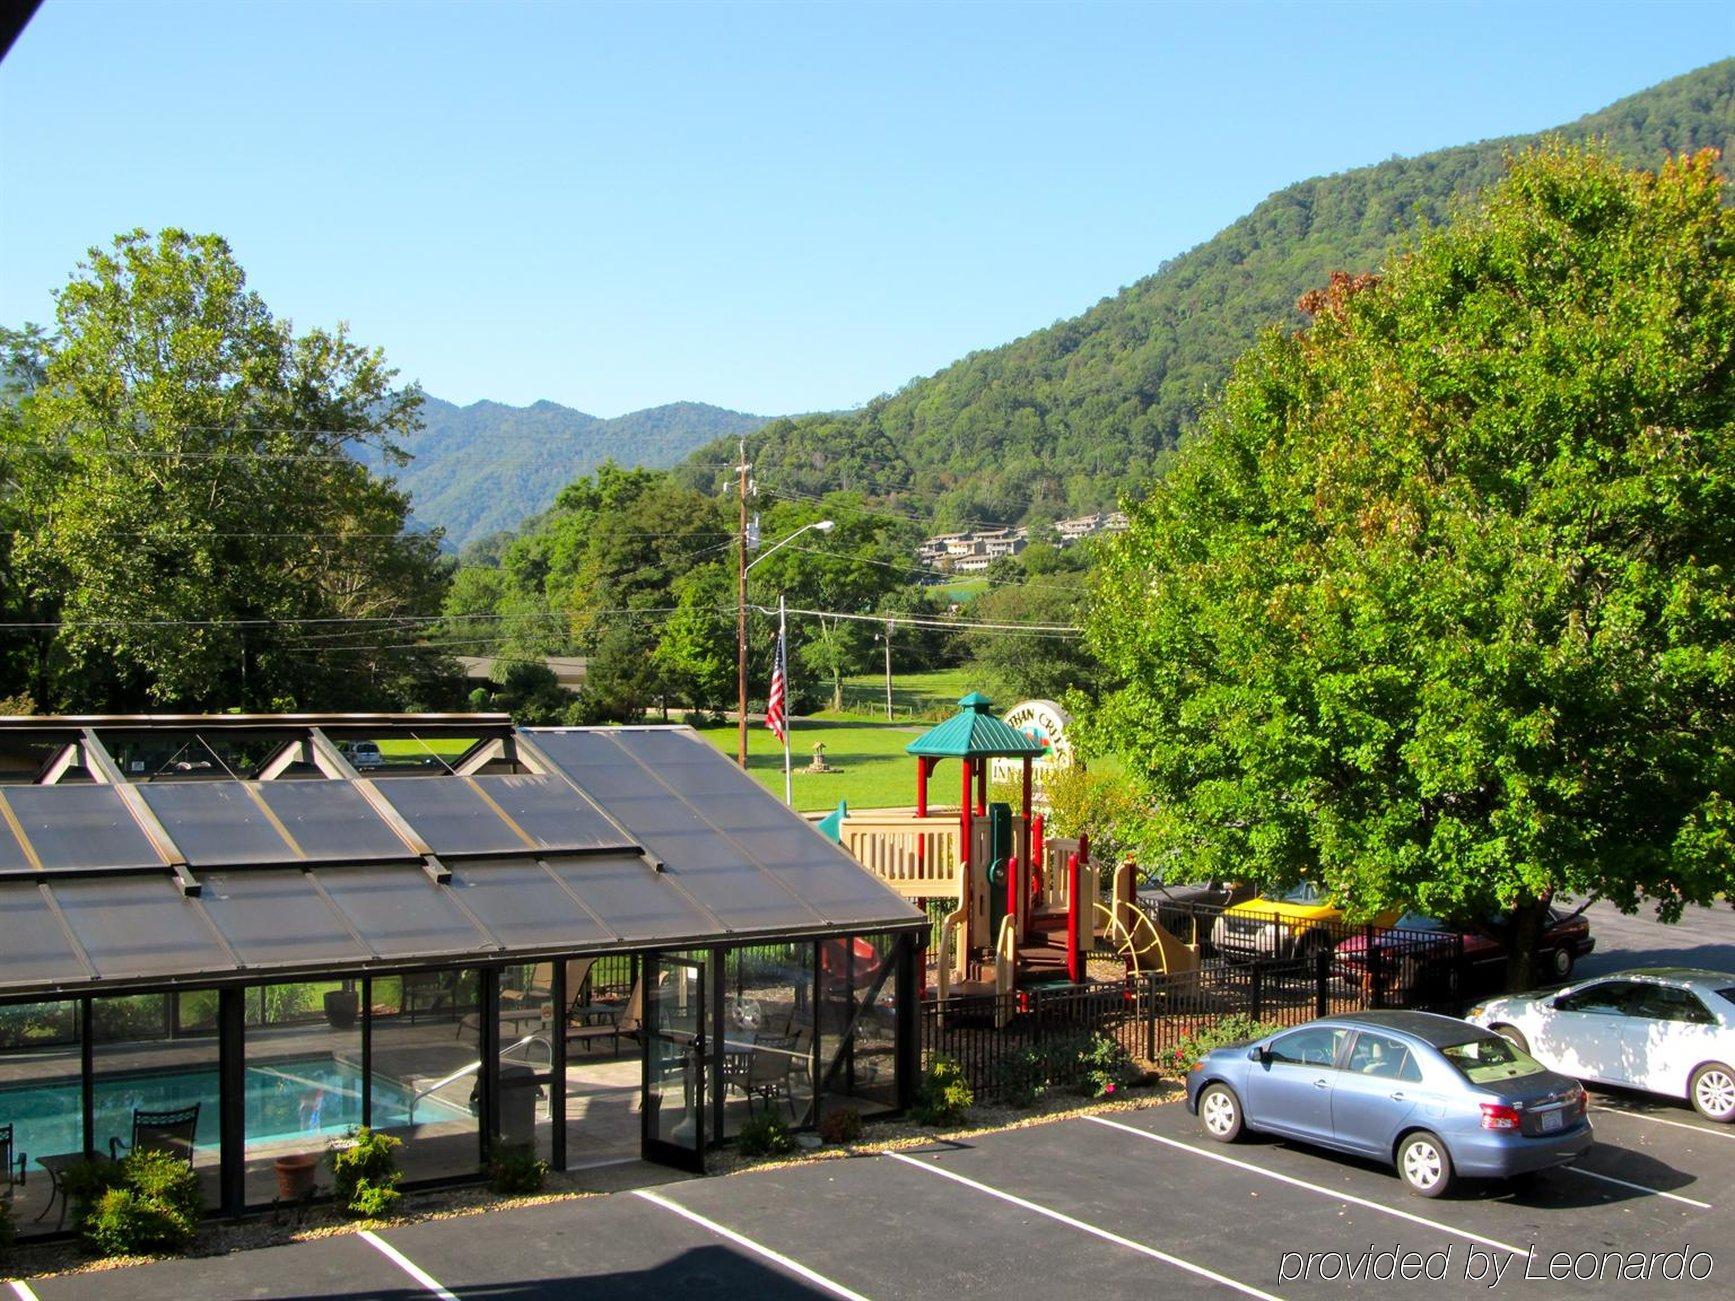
886, 1150, 1280, 1300
1083, 1115, 1528, 1257
359, 1229, 461, 1301
8, 1281, 41, 1301
1593, 1106, 1735, 1140
1562, 1165, 1714, 1209
633, 1188, 872, 1301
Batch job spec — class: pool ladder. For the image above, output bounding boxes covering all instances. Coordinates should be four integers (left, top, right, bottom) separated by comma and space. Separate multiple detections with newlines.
406, 1033, 546, 1123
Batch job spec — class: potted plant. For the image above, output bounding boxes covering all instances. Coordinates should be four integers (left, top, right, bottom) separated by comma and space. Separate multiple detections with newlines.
273, 1152, 319, 1202
323, 985, 359, 1029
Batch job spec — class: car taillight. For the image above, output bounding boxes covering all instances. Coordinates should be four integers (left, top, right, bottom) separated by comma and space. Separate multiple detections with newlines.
1481, 1102, 1521, 1130
1566, 1087, 1586, 1117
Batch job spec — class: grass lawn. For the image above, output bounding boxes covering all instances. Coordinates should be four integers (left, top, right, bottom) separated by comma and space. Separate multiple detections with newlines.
831, 666, 986, 722
693, 719, 927, 812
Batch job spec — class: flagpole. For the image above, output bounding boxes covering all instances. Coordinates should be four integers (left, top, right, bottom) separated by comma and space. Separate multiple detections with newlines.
780, 594, 793, 805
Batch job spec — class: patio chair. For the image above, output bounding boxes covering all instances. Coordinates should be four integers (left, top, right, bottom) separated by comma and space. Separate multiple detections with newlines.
566, 977, 642, 1056
744, 1034, 801, 1119
0, 1123, 24, 1201
109, 1103, 200, 1167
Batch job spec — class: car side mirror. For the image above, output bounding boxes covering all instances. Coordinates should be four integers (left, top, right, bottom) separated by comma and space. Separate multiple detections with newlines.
1249, 1045, 1269, 1063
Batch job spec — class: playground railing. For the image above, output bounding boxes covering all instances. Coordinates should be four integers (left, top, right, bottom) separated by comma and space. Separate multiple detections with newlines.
838, 813, 963, 899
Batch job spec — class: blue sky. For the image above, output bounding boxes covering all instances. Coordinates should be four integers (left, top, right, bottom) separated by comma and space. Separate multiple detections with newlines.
0, 1, 1727, 417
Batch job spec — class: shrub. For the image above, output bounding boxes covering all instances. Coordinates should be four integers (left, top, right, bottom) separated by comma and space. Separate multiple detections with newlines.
487, 1141, 549, 1195
914, 1055, 973, 1126
78, 1153, 202, 1258
1075, 1033, 1138, 1099
737, 1112, 798, 1157
346, 1179, 403, 1220
817, 1108, 862, 1144
329, 1127, 403, 1216
1165, 1014, 1284, 1077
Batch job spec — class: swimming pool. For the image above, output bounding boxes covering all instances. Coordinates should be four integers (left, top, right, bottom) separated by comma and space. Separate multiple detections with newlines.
0, 1055, 471, 1160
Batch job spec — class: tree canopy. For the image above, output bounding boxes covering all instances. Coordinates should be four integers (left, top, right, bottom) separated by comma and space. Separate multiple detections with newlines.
1, 229, 456, 712
1088, 144, 1735, 984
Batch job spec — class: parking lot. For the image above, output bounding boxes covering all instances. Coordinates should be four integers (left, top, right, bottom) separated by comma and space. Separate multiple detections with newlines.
13, 1085, 1730, 1301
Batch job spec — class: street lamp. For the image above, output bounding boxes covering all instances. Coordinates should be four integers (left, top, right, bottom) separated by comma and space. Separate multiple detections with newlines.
738, 519, 834, 766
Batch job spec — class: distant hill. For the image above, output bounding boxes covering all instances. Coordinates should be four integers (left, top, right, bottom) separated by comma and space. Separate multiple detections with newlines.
372, 397, 766, 547
675, 60, 1735, 528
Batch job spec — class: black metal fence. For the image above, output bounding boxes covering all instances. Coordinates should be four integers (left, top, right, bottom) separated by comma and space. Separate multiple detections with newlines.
923, 900, 1478, 1100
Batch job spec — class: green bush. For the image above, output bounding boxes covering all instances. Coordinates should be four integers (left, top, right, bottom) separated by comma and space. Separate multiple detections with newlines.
78, 1153, 202, 1258
487, 1140, 549, 1195
346, 1179, 403, 1220
329, 1127, 403, 1216
1075, 1033, 1138, 1100
737, 1112, 799, 1157
1165, 1014, 1284, 1076
914, 1055, 974, 1126
817, 1107, 863, 1144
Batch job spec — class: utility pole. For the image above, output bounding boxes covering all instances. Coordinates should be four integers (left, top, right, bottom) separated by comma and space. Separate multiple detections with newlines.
735, 438, 751, 767
884, 619, 894, 720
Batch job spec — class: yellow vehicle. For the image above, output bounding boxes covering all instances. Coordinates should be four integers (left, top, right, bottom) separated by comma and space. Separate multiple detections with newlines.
1214, 879, 1401, 961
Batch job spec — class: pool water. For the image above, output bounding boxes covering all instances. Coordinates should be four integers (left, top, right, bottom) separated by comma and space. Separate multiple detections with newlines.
0, 1055, 470, 1160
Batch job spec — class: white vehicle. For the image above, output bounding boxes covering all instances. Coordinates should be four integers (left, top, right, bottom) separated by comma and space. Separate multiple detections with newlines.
340, 739, 385, 771
1466, 968, 1735, 1122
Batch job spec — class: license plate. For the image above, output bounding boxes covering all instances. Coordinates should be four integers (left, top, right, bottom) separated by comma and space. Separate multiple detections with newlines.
1541, 1110, 1563, 1133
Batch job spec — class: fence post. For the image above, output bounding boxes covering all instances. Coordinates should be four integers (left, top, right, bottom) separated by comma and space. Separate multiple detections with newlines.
1144, 974, 1156, 1062
1365, 923, 1382, 1010
1250, 962, 1264, 1021
1314, 946, 1330, 1018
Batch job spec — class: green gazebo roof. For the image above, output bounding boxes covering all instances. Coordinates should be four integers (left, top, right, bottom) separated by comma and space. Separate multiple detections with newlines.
906, 693, 1048, 759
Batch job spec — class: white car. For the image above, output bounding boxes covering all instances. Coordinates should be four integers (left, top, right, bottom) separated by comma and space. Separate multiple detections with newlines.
1466, 967, 1735, 1122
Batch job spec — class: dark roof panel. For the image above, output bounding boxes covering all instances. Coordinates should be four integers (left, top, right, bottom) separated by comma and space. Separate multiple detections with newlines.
314, 864, 493, 958
197, 869, 372, 966
0, 795, 33, 871
2, 785, 162, 870
542, 852, 720, 941
446, 857, 614, 949
470, 773, 638, 853
253, 781, 415, 862
49, 876, 231, 980
372, 777, 533, 856
0, 882, 89, 985
138, 781, 297, 866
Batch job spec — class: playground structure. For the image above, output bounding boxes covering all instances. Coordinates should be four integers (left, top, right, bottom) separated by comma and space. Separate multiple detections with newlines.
825, 694, 1198, 1014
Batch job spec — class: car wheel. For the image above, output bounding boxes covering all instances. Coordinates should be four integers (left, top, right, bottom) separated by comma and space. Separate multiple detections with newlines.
1492, 1024, 1529, 1054
1550, 947, 1574, 980
1689, 1063, 1735, 1123
1397, 1131, 1454, 1198
1198, 1084, 1244, 1143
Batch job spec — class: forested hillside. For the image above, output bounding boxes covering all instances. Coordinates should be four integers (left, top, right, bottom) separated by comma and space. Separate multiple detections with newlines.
676, 60, 1734, 528
369, 396, 765, 548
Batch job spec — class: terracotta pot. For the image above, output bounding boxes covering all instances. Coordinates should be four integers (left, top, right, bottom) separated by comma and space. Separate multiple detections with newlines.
274, 1152, 319, 1201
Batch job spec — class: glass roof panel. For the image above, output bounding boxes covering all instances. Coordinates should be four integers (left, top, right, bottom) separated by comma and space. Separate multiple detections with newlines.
0, 882, 90, 984
314, 865, 492, 957
470, 773, 637, 853
446, 858, 613, 948
49, 876, 232, 980
253, 782, 413, 861
197, 869, 372, 966
542, 853, 720, 941
372, 777, 530, 856
2, 785, 161, 870
0, 795, 33, 871
138, 781, 296, 866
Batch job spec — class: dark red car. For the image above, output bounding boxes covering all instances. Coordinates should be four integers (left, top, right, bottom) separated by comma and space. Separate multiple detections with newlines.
1333, 908, 1596, 997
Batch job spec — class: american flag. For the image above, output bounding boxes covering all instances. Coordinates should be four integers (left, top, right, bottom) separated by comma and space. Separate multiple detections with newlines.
765, 626, 789, 744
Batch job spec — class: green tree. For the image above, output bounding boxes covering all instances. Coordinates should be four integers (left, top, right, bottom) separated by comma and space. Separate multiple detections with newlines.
1089, 145, 1735, 989
654, 562, 734, 712
3, 230, 456, 711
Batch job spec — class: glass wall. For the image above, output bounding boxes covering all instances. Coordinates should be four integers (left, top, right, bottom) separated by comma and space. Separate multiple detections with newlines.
816, 933, 902, 1122
0, 999, 82, 1235
495, 961, 557, 1166
91, 992, 221, 1211
718, 942, 814, 1138
241, 980, 364, 1207
369, 968, 482, 1182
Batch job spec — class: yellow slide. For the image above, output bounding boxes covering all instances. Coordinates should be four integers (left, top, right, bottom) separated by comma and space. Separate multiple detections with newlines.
1104, 860, 1200, 976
